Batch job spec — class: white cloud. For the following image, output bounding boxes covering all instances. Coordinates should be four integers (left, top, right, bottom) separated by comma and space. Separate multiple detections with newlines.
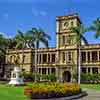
32, 9, 47, 17
0, 32, 13, 38
40, 11, 47, 16
3, 13, 9, 20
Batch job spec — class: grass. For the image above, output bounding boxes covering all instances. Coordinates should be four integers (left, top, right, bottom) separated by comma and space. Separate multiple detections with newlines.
0, 82, 100, 100
81, 84, 100, 91
0, 84, 27, 100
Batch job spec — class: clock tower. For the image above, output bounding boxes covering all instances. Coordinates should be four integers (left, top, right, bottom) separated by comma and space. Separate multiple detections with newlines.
56, 13, 81, 48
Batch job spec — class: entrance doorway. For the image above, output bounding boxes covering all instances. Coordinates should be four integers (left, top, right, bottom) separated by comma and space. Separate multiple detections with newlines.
63, 71, 71, 82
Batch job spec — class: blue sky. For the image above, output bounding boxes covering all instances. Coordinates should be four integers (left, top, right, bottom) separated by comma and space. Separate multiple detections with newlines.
0, 0, 100, 47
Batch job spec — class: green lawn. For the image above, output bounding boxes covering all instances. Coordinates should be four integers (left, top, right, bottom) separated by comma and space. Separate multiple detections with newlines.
0, 83, 100, 100
0, 84, 27, 100
81, 84, 100, 91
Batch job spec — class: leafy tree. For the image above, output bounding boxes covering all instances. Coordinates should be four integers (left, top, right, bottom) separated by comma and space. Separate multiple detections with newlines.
14, 30, 30, 68
89, 18, 100, 39
27, 28, 51, 82
0, 34, 7, 78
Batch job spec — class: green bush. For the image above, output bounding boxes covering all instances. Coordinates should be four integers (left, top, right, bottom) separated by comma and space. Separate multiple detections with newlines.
23, 72, 35, 82
47, 74, 57, 82
81, 73, 100, 84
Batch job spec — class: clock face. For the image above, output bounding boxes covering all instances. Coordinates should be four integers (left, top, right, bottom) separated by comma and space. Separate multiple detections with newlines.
62, 21, 69, 30
64, 21, 69, 27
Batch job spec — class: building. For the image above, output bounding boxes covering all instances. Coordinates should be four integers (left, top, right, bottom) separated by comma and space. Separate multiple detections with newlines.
5, 13, 100, 82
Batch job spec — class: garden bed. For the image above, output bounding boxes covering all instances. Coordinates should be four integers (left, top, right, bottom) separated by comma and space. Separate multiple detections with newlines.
24, 82, 84, 99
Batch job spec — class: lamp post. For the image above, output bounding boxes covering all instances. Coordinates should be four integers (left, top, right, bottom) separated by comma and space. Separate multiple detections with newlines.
78, 43, 81, 84
34, 41, 37, 82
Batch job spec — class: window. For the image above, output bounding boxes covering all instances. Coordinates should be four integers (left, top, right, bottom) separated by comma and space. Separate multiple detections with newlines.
51, 54, 55, 63
43, 54, 47, 63
87, 52, 91, 63
51, 68, 55, 74
92, 68, 98, 74
62, 35, 65, 45
48, 68, 50, 74
62, 52, 65, 63
68, 52, 71, 62
82, 68, 86, 73
88, 68, 90, 73
48, 54, 50, 63
59, 35, 61, 46
42, 68, 46, 74
71, 21, 74, 27
92, 51, 97, 62
81, 52, 86, 63
39, 68, 41, 74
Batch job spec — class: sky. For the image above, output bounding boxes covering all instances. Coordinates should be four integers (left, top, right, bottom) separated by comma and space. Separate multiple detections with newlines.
0, 0, 100, 47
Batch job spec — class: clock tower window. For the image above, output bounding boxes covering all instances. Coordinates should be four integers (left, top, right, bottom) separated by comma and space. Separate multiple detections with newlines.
62, 35, 65, 45
71, 21, 74, 27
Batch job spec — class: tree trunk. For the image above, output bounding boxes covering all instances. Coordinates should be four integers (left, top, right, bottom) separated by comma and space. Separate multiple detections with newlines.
78, 44, 81, 84
34, 41, 37, 82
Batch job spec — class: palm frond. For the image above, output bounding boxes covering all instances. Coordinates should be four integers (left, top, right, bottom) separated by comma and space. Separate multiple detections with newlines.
80, 35, 88, 45
88, 26, 97, 31
38, 28, 51, 40
40, 38, 49, 48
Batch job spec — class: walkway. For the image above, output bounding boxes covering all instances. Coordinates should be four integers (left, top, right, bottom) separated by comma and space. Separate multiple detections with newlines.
76, 90, 100, 100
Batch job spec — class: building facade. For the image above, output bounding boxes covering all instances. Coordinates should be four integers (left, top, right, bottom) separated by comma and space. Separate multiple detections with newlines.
5, 13, 100, 82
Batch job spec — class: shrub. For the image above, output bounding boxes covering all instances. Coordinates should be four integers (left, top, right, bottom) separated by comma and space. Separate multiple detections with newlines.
47, 74, 57, 82
23, 72, 35, 82
81, 73, 100, 84
24, 82, 81, 99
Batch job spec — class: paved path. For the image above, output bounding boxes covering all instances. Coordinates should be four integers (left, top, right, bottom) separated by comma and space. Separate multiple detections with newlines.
75, 90, 100, 100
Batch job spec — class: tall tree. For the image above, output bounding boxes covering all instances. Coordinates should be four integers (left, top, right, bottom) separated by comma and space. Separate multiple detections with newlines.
14, 30, 29, 68
0, 34, 6, 53
27, 27, 51, 82
27, 28, 51, 49
89, 18, 100, 39
15, 30, 27, 49
0, 34, 6, 78
71, 24, 88, 84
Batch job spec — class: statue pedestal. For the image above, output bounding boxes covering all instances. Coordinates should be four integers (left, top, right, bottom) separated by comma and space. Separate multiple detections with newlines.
9, 67, 24, 85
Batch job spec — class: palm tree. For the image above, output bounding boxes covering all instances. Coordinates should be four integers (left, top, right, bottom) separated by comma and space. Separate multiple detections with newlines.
6, 38, 17, 49
71, 24, 88, 84
0, 34, 7, 53
15, 30, 28, 49
27, 28, 51, 48
14, 30, 28, 68
89, 18, 100, 39
0, 34, 7, 78
27, 27, 51, 82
